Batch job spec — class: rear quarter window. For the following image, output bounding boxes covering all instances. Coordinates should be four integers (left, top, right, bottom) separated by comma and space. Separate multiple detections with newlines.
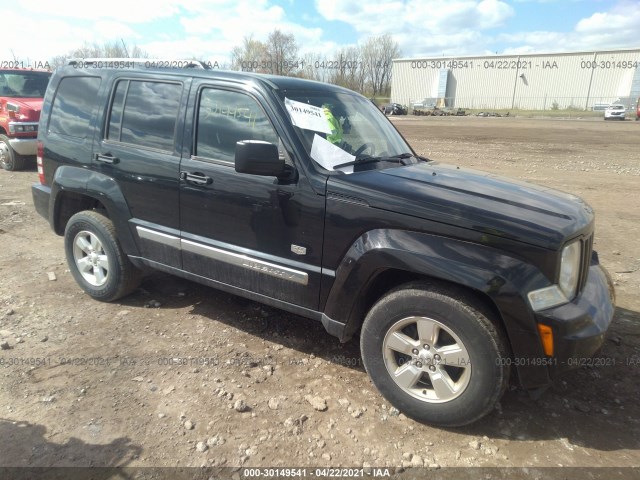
48, 76, 101, 138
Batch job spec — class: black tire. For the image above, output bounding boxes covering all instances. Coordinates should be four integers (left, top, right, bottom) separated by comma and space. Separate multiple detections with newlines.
64, 210, 142, 301
0, 134, 27, 171
360, 282, 510, 427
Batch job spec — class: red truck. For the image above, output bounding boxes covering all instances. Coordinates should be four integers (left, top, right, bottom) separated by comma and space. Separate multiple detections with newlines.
0, 68, 51, 171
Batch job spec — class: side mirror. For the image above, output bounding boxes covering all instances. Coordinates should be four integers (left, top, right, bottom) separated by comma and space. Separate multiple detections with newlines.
235, 140, 284, 176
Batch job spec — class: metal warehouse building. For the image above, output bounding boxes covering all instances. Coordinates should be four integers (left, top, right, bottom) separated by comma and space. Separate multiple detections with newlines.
391, 48, 640, 111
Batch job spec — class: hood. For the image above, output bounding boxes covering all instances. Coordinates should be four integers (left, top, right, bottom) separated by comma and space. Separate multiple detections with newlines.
8, 98, 43, 110
2, 98, 43, 121
327, 161, 594, 249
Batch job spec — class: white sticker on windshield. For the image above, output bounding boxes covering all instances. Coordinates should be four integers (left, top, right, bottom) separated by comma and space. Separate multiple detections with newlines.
310, 134, 354, 174
284, 97, 332, 135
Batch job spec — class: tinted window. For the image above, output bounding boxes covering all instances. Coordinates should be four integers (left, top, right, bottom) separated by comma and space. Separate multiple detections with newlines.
48, 76, 101, 138
107, 80, 181, 151
107, 81, 126, 141
196, 89, 278, 162
0, 71, 51, 98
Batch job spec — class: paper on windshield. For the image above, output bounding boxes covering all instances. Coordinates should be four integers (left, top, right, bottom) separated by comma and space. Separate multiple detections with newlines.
284, 97, 333, 135
310, 134, 354, 174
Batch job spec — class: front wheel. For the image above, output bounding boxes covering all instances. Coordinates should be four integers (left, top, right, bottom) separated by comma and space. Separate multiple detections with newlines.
0, 134, 26, 171
64, 211, 141, 301
360, 282, 510, 427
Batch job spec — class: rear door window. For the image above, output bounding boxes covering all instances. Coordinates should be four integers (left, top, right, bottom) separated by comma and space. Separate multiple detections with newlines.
107, 80, 182, 152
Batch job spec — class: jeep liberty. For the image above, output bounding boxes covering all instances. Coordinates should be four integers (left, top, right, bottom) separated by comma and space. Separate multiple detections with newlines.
31, 60, 615, 426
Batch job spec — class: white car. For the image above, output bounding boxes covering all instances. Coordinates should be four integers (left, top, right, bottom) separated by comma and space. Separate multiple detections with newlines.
412, 98, 436, 109
604, 104, 626, 120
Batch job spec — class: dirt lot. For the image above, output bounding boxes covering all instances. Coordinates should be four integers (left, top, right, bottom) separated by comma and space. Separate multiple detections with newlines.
1, 117, 639, 475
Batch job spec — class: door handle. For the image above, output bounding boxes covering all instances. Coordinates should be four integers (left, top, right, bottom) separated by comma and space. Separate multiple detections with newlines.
95, 153, 119, 164
181, 171, 213, 185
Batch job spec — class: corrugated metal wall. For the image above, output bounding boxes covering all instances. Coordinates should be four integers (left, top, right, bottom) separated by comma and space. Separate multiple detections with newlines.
391, 49, 640, 111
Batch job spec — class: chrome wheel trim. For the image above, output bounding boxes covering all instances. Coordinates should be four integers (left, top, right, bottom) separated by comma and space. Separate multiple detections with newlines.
382, 316, 472, 403
72, 230, 109, 287
0, 140, 11, 168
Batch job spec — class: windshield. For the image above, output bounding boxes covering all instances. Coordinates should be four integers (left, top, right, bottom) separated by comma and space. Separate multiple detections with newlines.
0, 71, 51, 98
278, 89, 415, 170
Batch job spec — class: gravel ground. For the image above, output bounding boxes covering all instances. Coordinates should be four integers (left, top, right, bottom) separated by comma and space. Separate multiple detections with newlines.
0, 116, 638, 477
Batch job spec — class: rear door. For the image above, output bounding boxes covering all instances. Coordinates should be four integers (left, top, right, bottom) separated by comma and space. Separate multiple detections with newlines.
93, 74, 191, 268
178, 81, 325, 309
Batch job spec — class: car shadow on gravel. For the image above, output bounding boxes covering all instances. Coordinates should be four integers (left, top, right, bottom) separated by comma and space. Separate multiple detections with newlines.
120, 272, 367, 373
0, 418, 142, 473
120, 273, 640, 453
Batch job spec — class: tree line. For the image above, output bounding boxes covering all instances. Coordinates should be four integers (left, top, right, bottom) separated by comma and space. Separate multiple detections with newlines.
231, 31, 400, 97
48, 31, 401, 97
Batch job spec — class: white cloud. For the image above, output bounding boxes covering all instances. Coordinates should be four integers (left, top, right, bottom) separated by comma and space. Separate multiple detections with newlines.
575, 2, 639, 35
315, 0, 639, 57
93, 21, 139, 40
315, 0, 514, 56
1, 0, 639, 67
0, 0, 328, 65
0, 11, 105, 61
17, 0, 181, 23
500, 1, 640, 53
315, 1, 514, 32
177, 2, 326, 60
394, 30, 487, 56
180, 1, 286, 36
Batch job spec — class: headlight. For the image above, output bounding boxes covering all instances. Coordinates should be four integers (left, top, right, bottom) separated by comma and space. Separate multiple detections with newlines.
8, 123, 38, 134
528, 240, 582, 311
558, 241, 580, 299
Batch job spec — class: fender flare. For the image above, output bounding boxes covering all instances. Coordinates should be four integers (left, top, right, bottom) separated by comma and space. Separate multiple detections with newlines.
50, 166, 139, 256
322, 229, 551, 388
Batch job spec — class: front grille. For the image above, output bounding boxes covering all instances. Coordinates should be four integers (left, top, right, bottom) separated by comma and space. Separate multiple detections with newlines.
577, 234, 593, 293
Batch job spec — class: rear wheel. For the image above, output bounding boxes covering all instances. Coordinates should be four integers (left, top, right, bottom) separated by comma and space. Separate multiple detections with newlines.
360, 282, 510, 427
0, 134, 26, 171
64, 210, 141, 301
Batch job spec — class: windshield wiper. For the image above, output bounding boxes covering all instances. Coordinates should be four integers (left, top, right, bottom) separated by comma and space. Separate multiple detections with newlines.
334, 152, 427, 171
389, 153, 414, 160
389, 153, 431, 163
334, 155, 403, 170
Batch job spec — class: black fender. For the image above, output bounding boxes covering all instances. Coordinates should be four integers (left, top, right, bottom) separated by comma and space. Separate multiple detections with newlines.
50, 166, 139, 256
322, 229, 552, 388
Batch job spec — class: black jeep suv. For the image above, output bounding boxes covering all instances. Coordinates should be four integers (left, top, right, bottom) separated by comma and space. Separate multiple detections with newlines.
31, 60, 615, 426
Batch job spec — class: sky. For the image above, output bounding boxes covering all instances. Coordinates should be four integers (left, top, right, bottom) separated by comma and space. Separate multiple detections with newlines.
1, 0, 639, 66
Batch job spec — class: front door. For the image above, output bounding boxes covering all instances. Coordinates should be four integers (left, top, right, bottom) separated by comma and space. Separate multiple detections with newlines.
179, 83, 325, 309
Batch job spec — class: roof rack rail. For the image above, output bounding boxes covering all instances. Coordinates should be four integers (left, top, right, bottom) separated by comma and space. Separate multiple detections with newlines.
66, 58, 211, 69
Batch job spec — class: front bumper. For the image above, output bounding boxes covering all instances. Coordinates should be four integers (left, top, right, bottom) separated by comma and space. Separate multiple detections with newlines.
31, 183, 51, 222
535, 260, 615, 378
9, 137, 37, 156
